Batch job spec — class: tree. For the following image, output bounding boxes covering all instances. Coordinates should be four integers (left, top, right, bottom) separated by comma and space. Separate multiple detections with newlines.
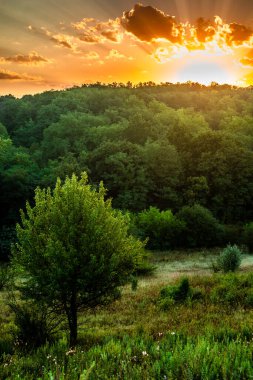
12, 173, 144, 346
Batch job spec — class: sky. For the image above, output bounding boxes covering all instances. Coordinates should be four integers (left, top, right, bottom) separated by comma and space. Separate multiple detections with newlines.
1, 0, 253, 96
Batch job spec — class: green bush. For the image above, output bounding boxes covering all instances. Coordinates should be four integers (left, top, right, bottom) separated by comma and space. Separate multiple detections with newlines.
134, 207, 185, 250
217, 244, 242, 273
242, 222, 253, 253
159, 278, 192, 310
176, 204, 224, 248
9, 302, 57, 349
210, 274, 253, 307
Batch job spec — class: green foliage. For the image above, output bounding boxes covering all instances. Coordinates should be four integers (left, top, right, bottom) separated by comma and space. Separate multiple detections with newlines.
0, 263, 11, 291
2, 334, 253, 379
159, 278, 192, 310
9, 302, 56, 349
210, 273, 253, 307
177, 204, 224, 248
242, 222, 253, 253
217, 244, 242, 273
135, 207, 185, 250
12, 173, 144, 346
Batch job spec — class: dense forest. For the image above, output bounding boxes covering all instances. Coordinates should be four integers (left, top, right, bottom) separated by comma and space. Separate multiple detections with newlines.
1, 83, 253, 258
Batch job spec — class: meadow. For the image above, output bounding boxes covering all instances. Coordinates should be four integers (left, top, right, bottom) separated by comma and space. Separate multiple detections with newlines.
1, 250, 253, 379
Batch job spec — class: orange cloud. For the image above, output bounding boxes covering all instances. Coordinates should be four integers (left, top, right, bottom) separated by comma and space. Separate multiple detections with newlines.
29, 25, 76, 50
226, 23, 253, 46
120, 4, 253, 51
195, 18, 216, 43
0, 51, 50, 66
73, 18, 122, 44
0, 69, 41, 81
106, 49, 125, 60
240, 49, 253, 67
83, 51, 100, 60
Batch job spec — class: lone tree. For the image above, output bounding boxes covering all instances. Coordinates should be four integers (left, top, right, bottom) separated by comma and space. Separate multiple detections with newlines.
12, 173, 144, 346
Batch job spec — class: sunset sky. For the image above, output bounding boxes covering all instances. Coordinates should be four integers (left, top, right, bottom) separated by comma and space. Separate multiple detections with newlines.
2, 0, 253, 96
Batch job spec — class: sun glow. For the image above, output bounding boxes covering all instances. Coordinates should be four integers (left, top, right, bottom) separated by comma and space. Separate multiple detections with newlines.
174, 57, 234, 85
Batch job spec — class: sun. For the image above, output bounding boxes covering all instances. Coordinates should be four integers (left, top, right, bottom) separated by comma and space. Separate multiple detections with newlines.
174, 57, 234, 85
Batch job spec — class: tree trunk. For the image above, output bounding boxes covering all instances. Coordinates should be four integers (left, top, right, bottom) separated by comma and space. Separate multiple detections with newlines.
67, 292, 78, 347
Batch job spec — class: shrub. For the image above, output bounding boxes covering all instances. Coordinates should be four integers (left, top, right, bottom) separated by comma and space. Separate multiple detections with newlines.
134, 207, 185, 250
210, 274, 253, 307
9, 302, 57, 349
217, 244, 242, 273
159, 278, 191, 310
242, 222, 253, 253
176, 204, 224, 248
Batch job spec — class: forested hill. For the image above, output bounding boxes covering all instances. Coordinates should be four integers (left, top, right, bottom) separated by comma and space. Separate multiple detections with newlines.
1, 83, 253, 254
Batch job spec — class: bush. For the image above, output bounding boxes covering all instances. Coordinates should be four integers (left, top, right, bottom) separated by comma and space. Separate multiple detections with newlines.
9, 302, 57, 349
159, 278, 192, 310
176, 204, 224, 248
210, 273, 253, 307
134, 207, 185, 250
217, 244, 242, 273
242, 222, 253, 253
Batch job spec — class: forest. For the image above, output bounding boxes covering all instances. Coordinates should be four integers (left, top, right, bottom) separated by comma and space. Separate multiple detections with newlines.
1, 83, 253, 258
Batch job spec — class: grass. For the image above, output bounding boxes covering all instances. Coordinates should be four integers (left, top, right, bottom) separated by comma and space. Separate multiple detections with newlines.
1, 249, 253, 379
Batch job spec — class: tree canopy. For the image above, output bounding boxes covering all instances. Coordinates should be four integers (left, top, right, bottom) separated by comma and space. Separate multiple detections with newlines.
13, 173, 144, 346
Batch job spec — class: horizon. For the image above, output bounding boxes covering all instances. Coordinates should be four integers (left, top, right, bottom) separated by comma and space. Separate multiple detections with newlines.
2, 80, 252, 99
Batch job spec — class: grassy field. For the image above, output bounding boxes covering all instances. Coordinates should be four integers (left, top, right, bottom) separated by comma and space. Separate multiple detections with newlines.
1, 250, 253, 379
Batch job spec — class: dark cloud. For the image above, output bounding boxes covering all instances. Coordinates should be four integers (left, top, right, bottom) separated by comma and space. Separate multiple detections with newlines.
121, 4, 182, 43
195, 18, 215, 43
1, 52, 49, 65
0, 69, 38, 80
49, 35, 73, 49
120, 4, 253, 49
226, 23, 253, 45
101, 30, 119, 42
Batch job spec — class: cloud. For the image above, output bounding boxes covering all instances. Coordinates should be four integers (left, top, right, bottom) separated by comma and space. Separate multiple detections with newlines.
120, 4, 253, 51
240, 49, 253, 67
0, 69, 40, 81
0, 51, 50, 66
72, 18, 95, 30
226, 23, 253, 46
28, 25, 76, 50
83, 51, 100, 60
195, 18, 216, 43
121, 4, 182, 43
106, 49, 125, 59
73, 18, 123, 44
78, 34, 102, 44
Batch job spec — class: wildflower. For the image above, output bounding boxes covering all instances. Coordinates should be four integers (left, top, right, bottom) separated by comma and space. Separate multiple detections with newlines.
66, 348, 76, 356
171, 332, 176, 335
142, 351, 148, 357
